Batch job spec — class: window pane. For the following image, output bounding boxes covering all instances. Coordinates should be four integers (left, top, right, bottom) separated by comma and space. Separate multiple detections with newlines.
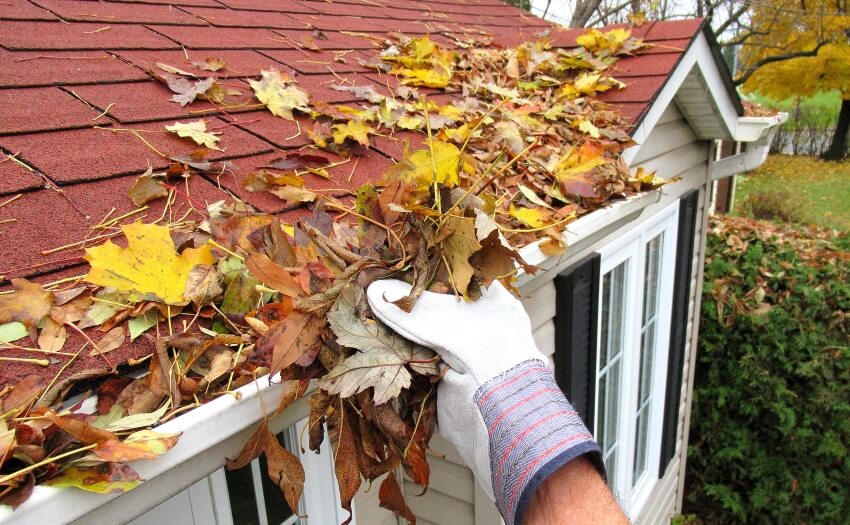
605, 359, 620, 454
632, 233, 663, 486
224, 462, 261, 525
225, 433, 296, 525
642, 234, 663, 325
259, 449, 295, 524
633, 407, 649, 486
638, 321, 655, 405
597, 261, 626, 480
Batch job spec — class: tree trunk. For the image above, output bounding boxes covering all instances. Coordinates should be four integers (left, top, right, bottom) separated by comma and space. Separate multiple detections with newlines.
570, 0, 602, 27
821, 98, 850, 161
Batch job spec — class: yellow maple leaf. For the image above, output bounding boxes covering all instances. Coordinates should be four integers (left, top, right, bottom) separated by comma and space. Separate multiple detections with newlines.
249, 68, 310, 120
331, 120, 372, 145
397, 114, 425, 130
554, 143, 608, 182
84, 222, 215, 305
165, 120, 222, 151
509, 205, 555, 229
386, 140, 460, 191
576, 28, 632, 55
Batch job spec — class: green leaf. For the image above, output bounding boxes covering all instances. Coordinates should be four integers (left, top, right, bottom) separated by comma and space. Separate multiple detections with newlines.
101, 402, 170, 432
44, 463, 141, 494
128, 311, 159, 341
0, 322, 27, 343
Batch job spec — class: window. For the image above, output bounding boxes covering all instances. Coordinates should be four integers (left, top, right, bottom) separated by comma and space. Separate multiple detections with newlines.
594, 202, 678, 516
208, 418, 351, 525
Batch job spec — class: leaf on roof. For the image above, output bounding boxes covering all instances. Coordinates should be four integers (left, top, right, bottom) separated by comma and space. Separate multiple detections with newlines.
152, 68, 218, 106
249, 68, 310, 120
84, 222, 215, 305
191, 57, 226, 72
129, 171, 168, 207
331, 119, 373, 146
383, 36, 455, 88
165, 120, 223, 151
156, 62, 196, 77
385, 140, 460, 192
262, 153, 331, 171
0, 279, 53, 331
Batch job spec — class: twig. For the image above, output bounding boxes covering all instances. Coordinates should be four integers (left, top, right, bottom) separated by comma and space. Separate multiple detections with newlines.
14, 55, 104, 63
0, 357, 50, 367
0, 444, 98, 485
82, 26, 111, 34
0, 194, 22, 209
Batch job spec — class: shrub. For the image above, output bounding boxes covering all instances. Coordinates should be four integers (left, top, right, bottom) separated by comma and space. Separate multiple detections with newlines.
684, 216, 850, 524
747, 92, 843, 156
736, 188, 804, 224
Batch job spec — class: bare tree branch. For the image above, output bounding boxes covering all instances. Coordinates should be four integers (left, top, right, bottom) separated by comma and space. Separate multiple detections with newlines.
734, 40, 830, 85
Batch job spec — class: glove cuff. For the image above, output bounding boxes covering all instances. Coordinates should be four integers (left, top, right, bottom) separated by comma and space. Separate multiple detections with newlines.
473, 359, 604, 525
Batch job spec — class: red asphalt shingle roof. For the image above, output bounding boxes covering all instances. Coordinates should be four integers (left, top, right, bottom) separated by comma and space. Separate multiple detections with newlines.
0, 0, 704, 384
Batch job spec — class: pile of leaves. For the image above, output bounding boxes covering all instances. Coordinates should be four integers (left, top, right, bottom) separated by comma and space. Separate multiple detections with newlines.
684, 215, 850, 523
0, 27, 663, 522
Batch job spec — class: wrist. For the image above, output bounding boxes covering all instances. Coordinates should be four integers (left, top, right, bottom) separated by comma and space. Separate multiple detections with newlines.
473, 359, 603, 525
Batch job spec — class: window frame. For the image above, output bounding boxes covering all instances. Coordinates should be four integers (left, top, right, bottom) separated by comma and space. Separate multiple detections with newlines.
594, 201, 679, 517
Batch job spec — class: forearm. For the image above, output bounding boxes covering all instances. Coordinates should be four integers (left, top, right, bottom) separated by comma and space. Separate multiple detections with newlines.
524, 455, 629, 525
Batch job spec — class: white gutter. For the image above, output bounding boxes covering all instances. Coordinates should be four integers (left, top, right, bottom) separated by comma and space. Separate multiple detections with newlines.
710, 112, 788, 181
0, 377, 310, 525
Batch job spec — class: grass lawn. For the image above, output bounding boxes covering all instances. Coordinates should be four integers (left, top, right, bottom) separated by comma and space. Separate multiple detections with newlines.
734, 154, 850, 231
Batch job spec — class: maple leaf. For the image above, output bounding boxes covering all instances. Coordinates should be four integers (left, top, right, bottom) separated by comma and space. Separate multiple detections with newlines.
440, 216, 482, 297
153, 68, 217, 106
576, 28, 632, 55
0, 279, 53, 330
386, 140, 460, 191
84, 222, 215, 305
509, 204, 556, 228
129, 171, 168, 207
320, 284, 439, 404
332, 120, 373, 146
191, 57, 226, 72
249, 68, 310, 120
165, 120, 222, 151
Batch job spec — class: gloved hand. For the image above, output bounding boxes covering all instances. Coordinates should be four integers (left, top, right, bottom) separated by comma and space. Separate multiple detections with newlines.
367, 280, 604, 525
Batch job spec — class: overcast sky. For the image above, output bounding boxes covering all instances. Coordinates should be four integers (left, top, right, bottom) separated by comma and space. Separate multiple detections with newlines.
527, 0, 699, 27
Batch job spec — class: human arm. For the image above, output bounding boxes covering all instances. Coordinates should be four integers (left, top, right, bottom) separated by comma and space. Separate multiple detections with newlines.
525, 456, 628, 525
367, 280, 629, 525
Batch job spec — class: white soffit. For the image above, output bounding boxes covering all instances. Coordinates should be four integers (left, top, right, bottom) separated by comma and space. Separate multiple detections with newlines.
623, 31, 742, 165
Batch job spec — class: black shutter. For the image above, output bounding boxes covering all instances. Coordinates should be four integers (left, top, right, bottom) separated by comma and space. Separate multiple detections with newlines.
659, 190, 700, 474
554, 253, 600, 428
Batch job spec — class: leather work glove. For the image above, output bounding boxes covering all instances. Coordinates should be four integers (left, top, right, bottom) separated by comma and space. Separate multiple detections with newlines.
367, 280, 604, 525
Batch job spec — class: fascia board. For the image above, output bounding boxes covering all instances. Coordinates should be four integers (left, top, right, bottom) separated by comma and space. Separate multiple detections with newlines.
623, 32, 741, 165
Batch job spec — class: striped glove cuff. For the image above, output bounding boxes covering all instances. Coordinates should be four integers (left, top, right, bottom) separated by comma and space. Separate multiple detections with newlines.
474, 359, 604, 525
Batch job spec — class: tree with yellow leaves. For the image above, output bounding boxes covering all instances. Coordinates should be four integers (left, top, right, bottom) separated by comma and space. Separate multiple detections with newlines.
739, 0, 850, 160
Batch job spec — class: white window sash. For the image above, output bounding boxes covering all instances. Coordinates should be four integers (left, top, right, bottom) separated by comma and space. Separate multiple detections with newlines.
595, 201, 679, 517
